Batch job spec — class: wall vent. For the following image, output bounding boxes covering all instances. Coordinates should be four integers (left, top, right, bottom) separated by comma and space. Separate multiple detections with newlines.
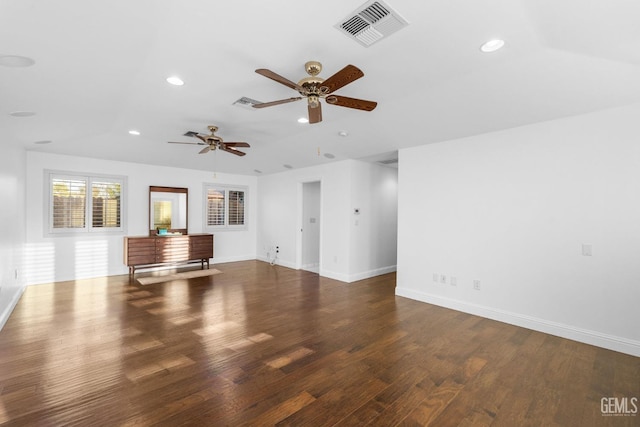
233, 96, 262, 110
335, 0, 409, 47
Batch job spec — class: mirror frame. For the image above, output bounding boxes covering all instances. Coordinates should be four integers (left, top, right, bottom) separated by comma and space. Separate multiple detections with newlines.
149, 186, 188, 235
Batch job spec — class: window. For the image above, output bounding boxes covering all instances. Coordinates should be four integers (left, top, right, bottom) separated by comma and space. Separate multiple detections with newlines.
204, 184, 247, 230
47, 171, 125, 234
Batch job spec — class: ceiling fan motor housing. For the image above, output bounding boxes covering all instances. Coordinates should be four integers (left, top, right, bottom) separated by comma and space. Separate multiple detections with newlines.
304, 61, 322, 76
298, 61, 327, 101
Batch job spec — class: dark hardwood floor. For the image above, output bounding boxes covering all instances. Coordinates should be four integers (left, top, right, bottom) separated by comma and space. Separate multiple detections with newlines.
0, 260, 638, 426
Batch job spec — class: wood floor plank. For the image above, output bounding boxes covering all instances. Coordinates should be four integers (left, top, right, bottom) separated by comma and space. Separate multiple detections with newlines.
400, 379, 464, 426
0, 260, 638, 426
243, 390, 316, 426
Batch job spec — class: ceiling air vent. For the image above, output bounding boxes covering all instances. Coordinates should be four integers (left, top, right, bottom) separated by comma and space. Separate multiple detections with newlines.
335, 0, 409, 47
233, 96, 262, 110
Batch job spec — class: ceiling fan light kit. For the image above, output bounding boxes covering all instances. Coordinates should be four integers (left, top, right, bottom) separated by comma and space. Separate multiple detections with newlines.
252, 60, 377, 124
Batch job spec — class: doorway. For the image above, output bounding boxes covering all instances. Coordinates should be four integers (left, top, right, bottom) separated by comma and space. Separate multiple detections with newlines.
300, 181, 321, 273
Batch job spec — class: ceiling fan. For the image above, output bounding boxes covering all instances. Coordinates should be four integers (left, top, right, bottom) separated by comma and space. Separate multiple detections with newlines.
253, 61, 377, 124
168, 125, 250, 156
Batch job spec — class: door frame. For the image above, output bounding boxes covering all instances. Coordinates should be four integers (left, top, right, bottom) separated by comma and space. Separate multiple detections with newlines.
296, 178, 322, 272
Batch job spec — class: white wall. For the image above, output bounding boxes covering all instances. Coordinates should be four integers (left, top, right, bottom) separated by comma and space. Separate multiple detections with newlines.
396, 103, 640, 357
0, 144, 26, 328
349, 160, 398, 280
257, 159, 397, 282
25, 152, 257, 284
257, 161, 350, 277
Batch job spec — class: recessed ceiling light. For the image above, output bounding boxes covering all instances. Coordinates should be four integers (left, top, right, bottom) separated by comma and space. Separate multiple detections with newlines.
8, 111, 36, 117
324, 153, 335, 159
297, 117, 309, 124
128, 130, 141, 135
338, 130, 348, 137
0, 55, 35, 67
283, 164, 293, 169
480, 39, 505, 53
34, 140, 52, 145
166, 76, 184, 86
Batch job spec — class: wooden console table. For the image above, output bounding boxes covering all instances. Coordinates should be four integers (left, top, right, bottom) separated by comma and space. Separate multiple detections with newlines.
124, 233, 213, 276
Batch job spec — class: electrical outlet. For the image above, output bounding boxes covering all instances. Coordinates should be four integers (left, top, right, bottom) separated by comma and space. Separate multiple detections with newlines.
473, 280, 481, 290
432, 273, 439, 282
450, 276, 457, 286
440, 275, 447, 284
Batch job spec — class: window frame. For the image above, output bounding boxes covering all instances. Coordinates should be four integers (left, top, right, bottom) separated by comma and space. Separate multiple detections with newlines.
45, 170, 127, 236
202, 183, 248, 231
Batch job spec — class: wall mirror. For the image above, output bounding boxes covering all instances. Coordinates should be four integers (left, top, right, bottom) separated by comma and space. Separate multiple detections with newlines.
149, 186, 188, 235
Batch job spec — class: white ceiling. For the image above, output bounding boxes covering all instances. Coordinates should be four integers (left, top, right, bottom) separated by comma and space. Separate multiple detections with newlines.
2, 0, 640, 175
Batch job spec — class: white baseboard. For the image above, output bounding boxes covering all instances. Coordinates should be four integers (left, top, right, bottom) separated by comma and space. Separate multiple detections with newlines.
319, 265, 397, 283
0, 285, 25, 330
301, 263, 319, 273
347, 265, 397, 283
319, 269, 350, 282
255, 256, 296, 270
395, 287, 640, 358
210, 254, 256, 265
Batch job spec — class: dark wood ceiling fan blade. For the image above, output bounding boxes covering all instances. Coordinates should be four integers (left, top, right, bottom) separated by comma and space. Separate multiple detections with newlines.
253, 97, 303, 108
308, 103, 322, 124
320, 65, 364, 94
223, 142, 250, 148
325, 95, 377, 111
168, 141, 203, 145
255, 69, 306, 92
199, 146, 211, 154
186, 133, 208, 143
220, 146, 246, 156
184, 131, 200, 137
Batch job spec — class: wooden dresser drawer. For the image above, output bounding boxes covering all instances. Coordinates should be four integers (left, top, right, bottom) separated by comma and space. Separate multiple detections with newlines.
124, 237, 156, 265
156, 236, 190, 262
190, 234, 214, 259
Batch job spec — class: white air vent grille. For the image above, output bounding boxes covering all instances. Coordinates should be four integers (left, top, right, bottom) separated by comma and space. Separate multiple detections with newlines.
342, 16, 370, 36
359, 1, 390, 23
233, 97, 262, 110
335, 0, 408, 47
